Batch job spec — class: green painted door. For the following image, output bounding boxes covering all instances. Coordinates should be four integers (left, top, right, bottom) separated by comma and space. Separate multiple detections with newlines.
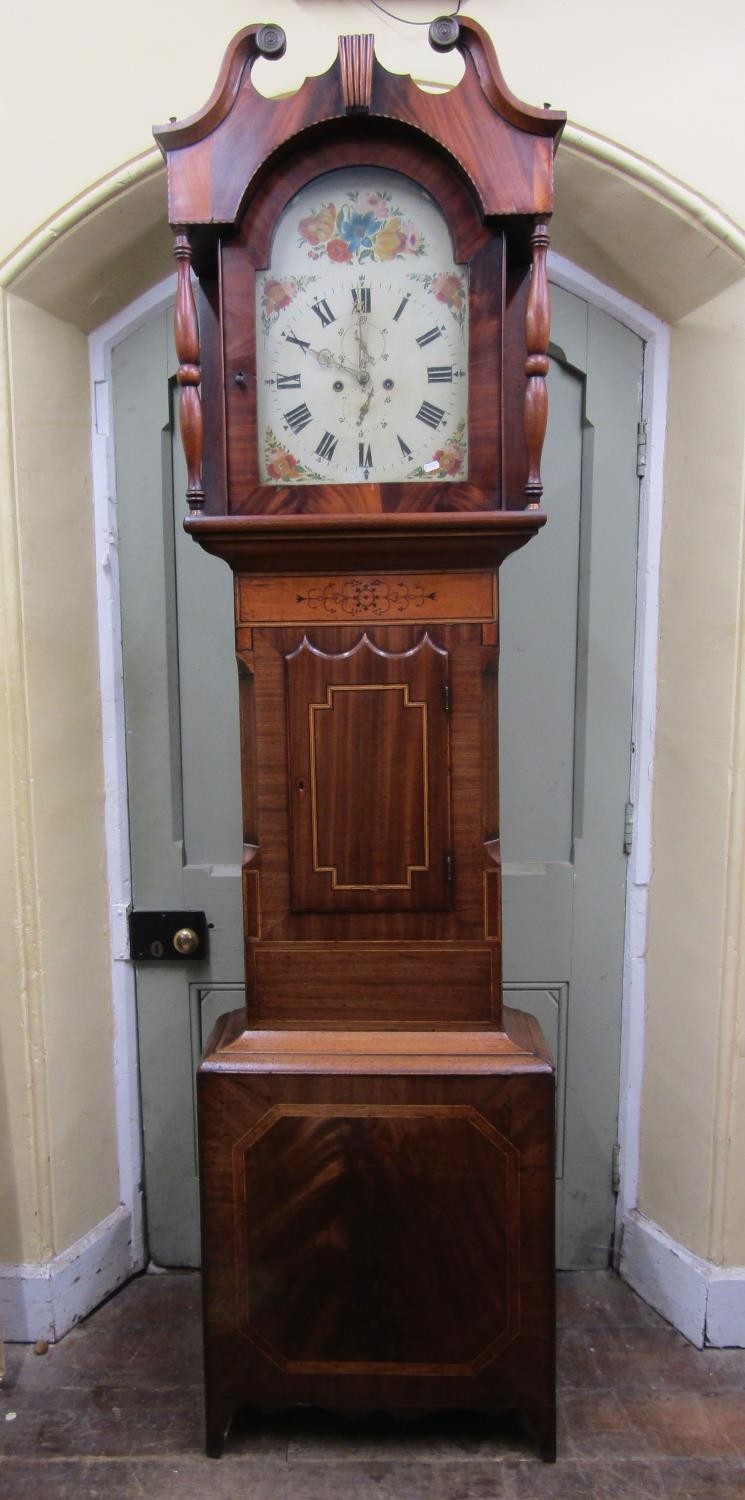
112, 285, 642, 1268
114, 308, 243, 1267
501, 289, 642, 1267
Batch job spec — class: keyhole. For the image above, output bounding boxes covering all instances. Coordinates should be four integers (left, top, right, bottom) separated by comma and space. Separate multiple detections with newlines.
297, 779, 304, 792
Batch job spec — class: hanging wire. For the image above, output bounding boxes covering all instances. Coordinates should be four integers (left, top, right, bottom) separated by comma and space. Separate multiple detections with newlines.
367, 0, 461, 25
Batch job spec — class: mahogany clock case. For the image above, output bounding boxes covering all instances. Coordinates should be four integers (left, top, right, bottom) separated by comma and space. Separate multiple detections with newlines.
153, 16, 564, 1466
153, 17, 564, 532
198, 1008, 556, 1463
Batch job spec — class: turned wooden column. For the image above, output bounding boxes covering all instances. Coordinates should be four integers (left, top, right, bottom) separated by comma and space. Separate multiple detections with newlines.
524, 218, 551, 508
174, 231, 205, 515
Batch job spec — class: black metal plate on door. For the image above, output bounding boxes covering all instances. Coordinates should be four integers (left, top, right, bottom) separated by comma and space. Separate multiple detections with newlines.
129, 909, 208, 961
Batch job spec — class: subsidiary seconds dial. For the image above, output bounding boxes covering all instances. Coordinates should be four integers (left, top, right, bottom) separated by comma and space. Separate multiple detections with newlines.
256, 169, 469, 485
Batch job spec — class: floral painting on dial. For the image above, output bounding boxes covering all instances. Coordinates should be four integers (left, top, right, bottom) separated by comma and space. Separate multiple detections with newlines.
408, 419, 467, 480
263, 428, 322, 483
297, 188, 427, 264
259, 274, 314, 334
411, 271, 467, 328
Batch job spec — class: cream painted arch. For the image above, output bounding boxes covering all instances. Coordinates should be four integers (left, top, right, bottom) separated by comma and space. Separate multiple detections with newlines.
2, 126, 745, 1341
3, 122, 745, 322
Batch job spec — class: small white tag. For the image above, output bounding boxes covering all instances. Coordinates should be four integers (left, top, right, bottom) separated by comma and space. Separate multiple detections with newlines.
94, 380, 110, 437
423, 460, 440, 473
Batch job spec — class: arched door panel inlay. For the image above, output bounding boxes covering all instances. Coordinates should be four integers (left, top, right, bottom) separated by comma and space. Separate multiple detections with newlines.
286, 632, 451, 912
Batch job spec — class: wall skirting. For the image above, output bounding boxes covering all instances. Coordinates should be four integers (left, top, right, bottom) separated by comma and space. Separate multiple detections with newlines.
0, 1205, 137, 1343
620, 1210, 745, 1348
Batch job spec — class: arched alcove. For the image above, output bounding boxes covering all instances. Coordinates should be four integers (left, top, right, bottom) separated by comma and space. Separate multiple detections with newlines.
2, 131, 745, 1342
6, 132, 744, 332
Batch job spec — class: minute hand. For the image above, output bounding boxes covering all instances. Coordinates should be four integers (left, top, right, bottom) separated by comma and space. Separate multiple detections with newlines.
355, 310, 370, 376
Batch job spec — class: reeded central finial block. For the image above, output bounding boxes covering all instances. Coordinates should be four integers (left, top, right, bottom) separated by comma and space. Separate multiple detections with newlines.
339, 33, 374, 113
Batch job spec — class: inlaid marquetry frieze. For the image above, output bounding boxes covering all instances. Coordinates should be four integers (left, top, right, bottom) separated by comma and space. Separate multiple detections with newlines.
237, 571, 496, 625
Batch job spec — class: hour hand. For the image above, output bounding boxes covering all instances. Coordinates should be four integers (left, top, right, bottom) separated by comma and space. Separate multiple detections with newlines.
312, 347, 365, 382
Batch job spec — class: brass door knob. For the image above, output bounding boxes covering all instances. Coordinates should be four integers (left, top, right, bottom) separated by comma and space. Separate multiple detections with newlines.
173, 926, 200, 956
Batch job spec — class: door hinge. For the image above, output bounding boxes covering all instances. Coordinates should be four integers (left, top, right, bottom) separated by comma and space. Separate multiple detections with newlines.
445, 851, 453, 884
636, 418, 648, 478
443, 682, 451, 713
611, 1141, 621, 1196
623, 801, 634, 856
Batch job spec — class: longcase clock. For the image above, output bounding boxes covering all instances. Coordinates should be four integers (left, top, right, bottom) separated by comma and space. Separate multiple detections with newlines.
154, 15, 565, 1461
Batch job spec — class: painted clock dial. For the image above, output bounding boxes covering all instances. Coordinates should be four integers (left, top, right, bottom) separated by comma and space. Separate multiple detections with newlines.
256, 168, 469, 485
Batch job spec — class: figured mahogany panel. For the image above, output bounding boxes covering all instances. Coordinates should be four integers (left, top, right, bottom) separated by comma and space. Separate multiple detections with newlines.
236, 571, 496, 626
237, 131, 490, 270
233, 1105, 518, 1370
312, 686, 427, 888
286, 633, 451, 912
197, 1017, 555, 1457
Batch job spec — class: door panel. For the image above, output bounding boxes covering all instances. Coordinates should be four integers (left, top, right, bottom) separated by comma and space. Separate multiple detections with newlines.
113, 283, 642, 1267
286, 633, 451, 912
113, 310, 243, 1266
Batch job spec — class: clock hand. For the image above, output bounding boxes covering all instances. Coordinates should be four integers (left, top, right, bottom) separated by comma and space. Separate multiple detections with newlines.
355, 316, 375, 419
355, 308, 370, 378
357, 379, 375, 424
312, 346, 368, 384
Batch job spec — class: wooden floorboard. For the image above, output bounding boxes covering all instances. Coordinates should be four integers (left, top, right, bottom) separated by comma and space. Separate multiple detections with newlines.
1, 1270, 744, 1497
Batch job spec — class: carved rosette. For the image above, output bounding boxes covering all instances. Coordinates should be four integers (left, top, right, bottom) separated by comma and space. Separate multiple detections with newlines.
524, 219, 551, 508
174, 232, 205, 514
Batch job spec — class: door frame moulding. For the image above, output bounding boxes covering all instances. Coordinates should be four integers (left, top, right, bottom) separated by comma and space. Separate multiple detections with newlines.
88, 255, 667, 1290
89, 273, 178, 1283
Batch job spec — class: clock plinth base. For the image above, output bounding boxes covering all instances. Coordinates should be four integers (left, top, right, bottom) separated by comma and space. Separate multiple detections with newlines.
198, 1008, 556, 1462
